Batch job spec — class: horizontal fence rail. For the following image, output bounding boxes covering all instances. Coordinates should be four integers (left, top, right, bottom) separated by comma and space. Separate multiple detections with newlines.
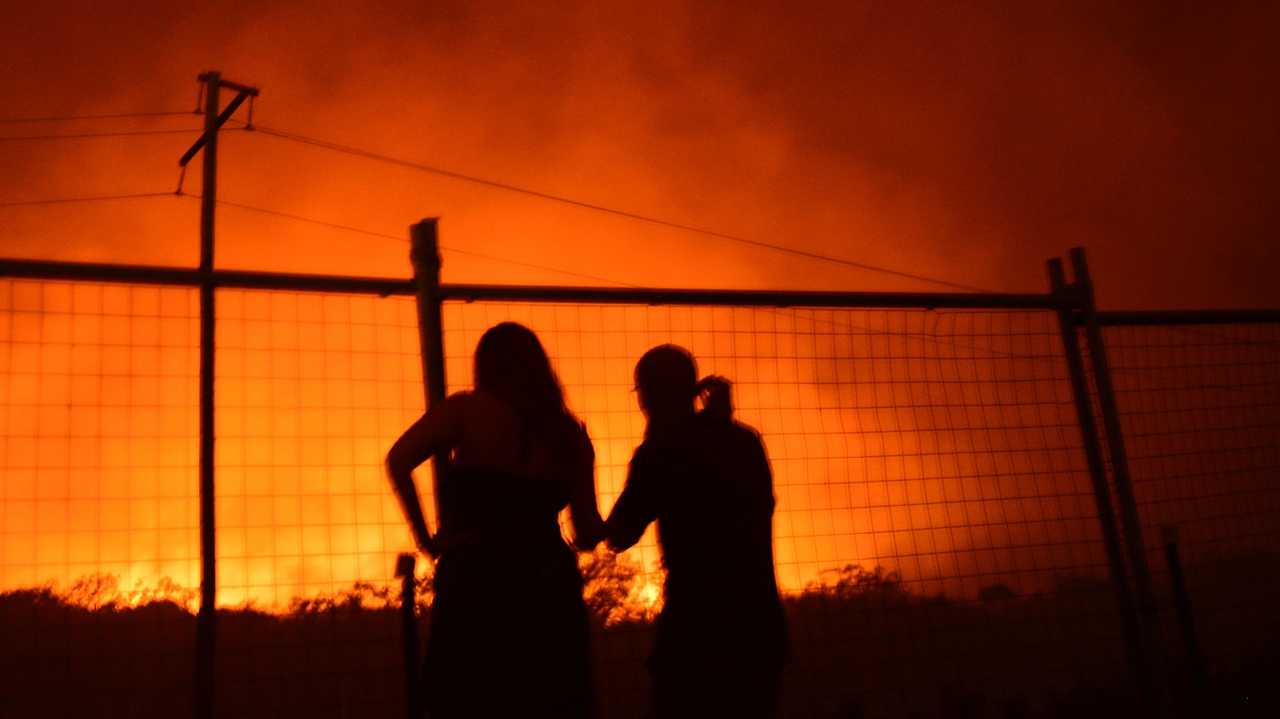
1096, 310, 1280, 327
2, 258, 1070, 310
0, 258, 416, 296
438, 284, 1070, 310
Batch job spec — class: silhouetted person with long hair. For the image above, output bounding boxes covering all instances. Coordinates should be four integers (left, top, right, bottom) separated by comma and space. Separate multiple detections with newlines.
606, 345, 788, 719
386, 322, 605, 718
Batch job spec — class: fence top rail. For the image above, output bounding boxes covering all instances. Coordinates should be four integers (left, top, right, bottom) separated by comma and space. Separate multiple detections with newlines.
1, 257, 1072, 310
0, 258, 415, 296
437, 283, 1068, 311
10, 258, 1278, 319
1096, 309, 1280, 326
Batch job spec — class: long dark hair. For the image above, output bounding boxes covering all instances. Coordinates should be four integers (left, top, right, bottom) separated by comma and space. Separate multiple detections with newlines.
473, 322, 572, 432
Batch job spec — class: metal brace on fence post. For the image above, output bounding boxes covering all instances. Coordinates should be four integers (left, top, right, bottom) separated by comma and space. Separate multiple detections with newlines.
395, 553, 421, 719
1048, 258, 1150, 704
1069, 247, 1170, 717
1161, 525, 1207, 700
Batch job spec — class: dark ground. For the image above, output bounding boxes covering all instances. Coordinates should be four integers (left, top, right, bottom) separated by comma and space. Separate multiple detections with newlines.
2, 552, 1277, 718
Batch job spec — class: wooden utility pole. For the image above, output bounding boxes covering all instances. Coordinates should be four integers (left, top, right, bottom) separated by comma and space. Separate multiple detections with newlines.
180, 70, 258, 719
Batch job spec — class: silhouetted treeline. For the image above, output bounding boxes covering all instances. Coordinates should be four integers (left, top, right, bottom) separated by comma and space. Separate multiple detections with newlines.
2, 551, 1277, 718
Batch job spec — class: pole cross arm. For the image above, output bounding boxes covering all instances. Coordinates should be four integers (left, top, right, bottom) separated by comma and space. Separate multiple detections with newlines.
196, 72, 259, 96
178, 89, 256, 167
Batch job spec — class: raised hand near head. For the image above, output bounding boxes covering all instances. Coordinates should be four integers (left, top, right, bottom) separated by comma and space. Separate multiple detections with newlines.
697, 375, 733, 422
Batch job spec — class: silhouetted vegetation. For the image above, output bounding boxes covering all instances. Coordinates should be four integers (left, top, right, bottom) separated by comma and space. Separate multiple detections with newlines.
3, 551, 1277, 718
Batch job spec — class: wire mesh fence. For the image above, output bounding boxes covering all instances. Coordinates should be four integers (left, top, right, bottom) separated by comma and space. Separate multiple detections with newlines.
1100, 321, 1280, 690
214, 289, 424, 606
212, 288, 425, 716
0, 280, 427, 717
2, 269, 1277, 718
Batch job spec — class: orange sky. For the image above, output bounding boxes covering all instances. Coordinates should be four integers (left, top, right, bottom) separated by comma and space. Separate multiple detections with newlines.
2, 2, 1279, 609
2, 1, 1279, 306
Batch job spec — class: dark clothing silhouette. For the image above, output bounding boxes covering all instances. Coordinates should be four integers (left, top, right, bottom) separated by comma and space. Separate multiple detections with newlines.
607, 413, 787, 718
387, 386, 602, 719
424, 467, 593, 719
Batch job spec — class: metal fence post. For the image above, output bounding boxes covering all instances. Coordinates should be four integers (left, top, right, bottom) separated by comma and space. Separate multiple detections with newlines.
395, 553, 421, 719
1069, 247, 1168, 715
409, 218, 448, 517
1048, 258, 1150, 700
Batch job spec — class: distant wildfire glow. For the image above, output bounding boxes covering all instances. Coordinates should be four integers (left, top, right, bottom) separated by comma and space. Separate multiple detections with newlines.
2, 278, 1138, 611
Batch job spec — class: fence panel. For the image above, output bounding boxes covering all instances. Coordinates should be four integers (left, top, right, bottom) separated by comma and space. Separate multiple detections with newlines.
0, 278, 200, 716
441, 301, 1132, 718
212, 288, 425, 717
10, 275, 1212, 717
1102, 321, 1280, 688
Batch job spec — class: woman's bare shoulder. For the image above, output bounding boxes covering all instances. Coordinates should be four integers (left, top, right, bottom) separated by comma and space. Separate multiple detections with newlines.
449, 389, 522, 429
443, 389, 475, 406
428, 390, 473, 418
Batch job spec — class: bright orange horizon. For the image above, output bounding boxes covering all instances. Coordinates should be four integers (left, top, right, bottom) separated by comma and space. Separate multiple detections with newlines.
3, 283, 1278, 614
2, 277, 1121, 611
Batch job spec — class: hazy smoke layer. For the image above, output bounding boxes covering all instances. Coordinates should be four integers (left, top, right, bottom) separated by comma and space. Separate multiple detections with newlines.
2, 1, 1278, 307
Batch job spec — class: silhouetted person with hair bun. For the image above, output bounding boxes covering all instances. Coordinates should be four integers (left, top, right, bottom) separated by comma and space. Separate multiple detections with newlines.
386, 322, 605, 718
606, 344, 788, 719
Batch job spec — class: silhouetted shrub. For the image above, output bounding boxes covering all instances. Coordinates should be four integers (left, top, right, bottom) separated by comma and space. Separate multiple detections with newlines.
979, 583, 1017, 603
580, 548, 652, 625
3, 552, 1278, 718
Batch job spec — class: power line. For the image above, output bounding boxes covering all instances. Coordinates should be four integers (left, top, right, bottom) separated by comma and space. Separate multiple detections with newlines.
0, 188, 1030, 358
0, 110, 195, 124
2, 113, 992, 291
443, 246, 634, 287
195, 195, 1034, 358
0, 191, 178, 208
248, 124, 993, 292
193, 194, 633, 286
203, 196, 403, 241
0, 187, 625, 285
